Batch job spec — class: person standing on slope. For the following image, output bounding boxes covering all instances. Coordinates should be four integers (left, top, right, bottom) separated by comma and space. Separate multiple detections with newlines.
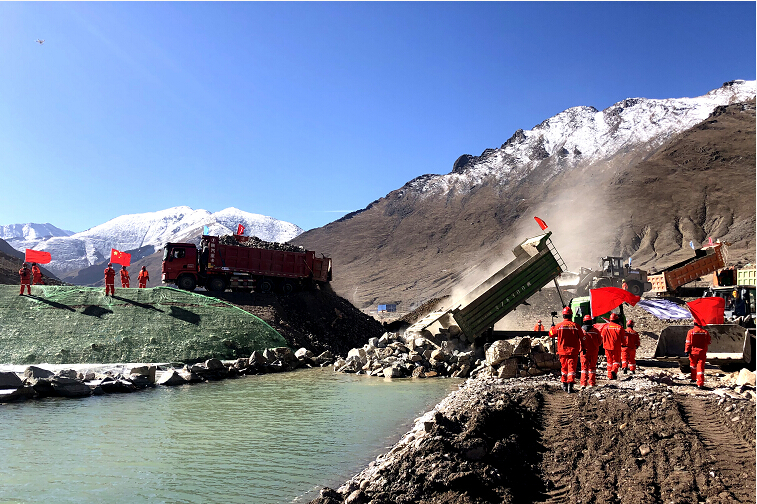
621, 319, 641, 374
685, 321, 711, 389
601, 313, 625, 380
138, 266, 150, 288
31, 262, 44, 287
580, 315, 602, 388
120, 266, 130, 288
18, 263, 31, 296
555, 306, 582, 393
104, 263, 116, 296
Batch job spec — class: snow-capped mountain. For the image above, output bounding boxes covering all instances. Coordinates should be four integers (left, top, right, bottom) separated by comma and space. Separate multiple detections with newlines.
406, 79, 756, 197
0, 223, 74, 242
4, 207, 303, 275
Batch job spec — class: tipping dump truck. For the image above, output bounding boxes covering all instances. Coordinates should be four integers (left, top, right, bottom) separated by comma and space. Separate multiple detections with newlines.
407, 232, 565, 342
648, 242, 725, 295
162, 234, 332, 294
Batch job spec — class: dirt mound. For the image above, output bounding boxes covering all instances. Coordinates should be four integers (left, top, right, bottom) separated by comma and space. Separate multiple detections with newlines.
210, 284, 385, 356
313, 375, 756, 504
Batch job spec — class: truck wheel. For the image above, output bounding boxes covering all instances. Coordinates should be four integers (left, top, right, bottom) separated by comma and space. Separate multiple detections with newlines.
594, 278, 611, 289
627, 281, 643, 297
258, 279, 273, 293
176, 275, 196, 292
281, 282, 294, 294
208, 277, 226, 293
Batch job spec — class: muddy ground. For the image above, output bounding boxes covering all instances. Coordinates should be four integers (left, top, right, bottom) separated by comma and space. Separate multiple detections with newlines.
312, 369, 756, 504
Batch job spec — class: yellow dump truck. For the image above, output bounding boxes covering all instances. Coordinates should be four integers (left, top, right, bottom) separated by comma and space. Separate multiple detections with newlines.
649, 243, 725, 294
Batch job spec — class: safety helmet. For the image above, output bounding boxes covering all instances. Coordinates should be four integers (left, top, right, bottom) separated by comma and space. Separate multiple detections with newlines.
141, 266, 146, 270
562, 306, 573, 317
108, 263, 112, 267
22, 263, 27, 267
583, 315, 592, 322
627, 319, 634, 328
610, 313, 620, 322
537, 320, 541, 324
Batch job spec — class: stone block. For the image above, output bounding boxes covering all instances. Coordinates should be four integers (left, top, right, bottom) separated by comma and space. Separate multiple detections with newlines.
486, 340, 514, 367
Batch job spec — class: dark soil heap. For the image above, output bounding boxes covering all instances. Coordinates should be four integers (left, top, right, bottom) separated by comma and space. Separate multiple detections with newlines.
217, 234, 305, 253
211, 284, 384, 356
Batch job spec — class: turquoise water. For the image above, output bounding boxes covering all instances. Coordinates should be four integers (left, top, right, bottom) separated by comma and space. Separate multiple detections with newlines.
0, 367, 460, 503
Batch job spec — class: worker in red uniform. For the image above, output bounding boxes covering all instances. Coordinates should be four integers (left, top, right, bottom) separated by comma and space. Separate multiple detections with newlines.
533, 320, 545, 333
18, 263, 31, 295
555, 306, 582, 393
580, 315, 602, 388
104, 263, 116, 296
600, 313, 625, 380
120, 266, 130, 288
621, 319, 641, 374
138, 266, 150, 288
31, 262, 44, 286
685, 321, 711, 388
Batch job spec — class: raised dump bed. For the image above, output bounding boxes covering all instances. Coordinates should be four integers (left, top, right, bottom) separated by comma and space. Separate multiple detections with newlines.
449, 232, 564, 340
653, 324, 756, 372
649, 243, 725, 294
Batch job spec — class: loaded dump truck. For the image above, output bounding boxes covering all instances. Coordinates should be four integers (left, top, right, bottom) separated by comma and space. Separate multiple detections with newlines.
407, 232, 565, 342
162, 234, 332, 293
648, 242, 725, 295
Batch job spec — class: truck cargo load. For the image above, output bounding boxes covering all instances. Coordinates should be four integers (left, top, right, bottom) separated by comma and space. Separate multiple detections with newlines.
649, 243, 725, 294
407, 232, 565, 341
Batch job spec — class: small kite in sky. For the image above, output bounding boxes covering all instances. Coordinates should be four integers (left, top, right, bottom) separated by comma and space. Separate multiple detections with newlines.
36, 39, 45, 45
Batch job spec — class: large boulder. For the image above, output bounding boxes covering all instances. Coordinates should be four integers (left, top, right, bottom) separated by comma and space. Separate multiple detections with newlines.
23, 366, 54, 385
511, 337, 532, 356
0, 386, 35, 402
486, 340, 515, 367
157, 369, 187, 386
0, 371, 23, 388
496, 358, 519, 379
737, 368, 756, 386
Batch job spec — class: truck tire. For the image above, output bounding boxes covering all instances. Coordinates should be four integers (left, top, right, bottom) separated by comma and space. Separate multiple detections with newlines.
208, 276, 226, 293
626, 281, 644, 297
258, 279, 273, 294
176, 274, 196, 292
281, 281, 294, 294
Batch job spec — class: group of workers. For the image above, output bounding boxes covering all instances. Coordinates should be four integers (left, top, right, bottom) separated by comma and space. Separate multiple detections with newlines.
17, 262, 150, 297
544, 307, 710, 393
103, 264, 150, 296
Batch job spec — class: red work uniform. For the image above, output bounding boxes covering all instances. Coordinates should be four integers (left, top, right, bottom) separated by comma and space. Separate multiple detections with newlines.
601, 322, 625, 379
19, 266, 31, 295
534, 322, 545, 332
580, 324, 602, 387
555, 319, 583, 385
685, 325, 711, 387
104, 266, 116, 296
622, 328, 640, 372
138, 268, 149, 288
120, 268, 130, 288
31, 264, 43, 285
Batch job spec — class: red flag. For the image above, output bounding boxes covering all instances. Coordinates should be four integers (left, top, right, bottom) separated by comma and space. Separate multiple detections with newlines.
534, 217, 548, 230
110, 248, 131, 266
589, 287, 641, 318
687, 297, 725, 326
236, 224, 245, 236
25, 249, 52, 264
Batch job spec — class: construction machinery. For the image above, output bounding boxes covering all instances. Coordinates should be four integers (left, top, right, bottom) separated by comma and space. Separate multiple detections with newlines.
653, 325, 756, 372
575, 256, 652, 297
648, 243, 725, 295
406, 232, 565, 342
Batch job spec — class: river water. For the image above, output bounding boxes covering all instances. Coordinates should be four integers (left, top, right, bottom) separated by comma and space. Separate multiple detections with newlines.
0, 367, 461, 503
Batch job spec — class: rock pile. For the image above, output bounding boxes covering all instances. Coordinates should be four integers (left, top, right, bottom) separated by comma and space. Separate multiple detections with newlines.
0, 347, 336, 403
333, 325, 562, 380
218, 234, 305, 253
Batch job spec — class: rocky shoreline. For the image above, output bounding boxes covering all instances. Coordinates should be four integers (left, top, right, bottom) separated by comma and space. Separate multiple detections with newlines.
0, 346, 336, 402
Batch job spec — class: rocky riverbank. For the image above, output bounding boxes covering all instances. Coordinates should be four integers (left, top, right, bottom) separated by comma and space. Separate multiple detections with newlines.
0, 346, 335, 402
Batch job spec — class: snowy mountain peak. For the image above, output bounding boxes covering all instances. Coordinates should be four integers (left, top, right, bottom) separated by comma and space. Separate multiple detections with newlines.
0, 223, 74, 242
3, 207, 303, 275
432, 80, 757, 196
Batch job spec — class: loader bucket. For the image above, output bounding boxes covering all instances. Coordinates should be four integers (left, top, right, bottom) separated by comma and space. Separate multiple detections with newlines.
654, 324, 756, 370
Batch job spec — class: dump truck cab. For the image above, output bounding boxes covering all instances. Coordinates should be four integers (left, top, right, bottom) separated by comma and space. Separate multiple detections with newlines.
162, 243, 199, 291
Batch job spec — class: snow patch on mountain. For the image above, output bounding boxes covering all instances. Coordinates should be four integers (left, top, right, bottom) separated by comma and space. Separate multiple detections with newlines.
4, 207, 303, 274
410, 80, 756, 197
0, 223, 74, 241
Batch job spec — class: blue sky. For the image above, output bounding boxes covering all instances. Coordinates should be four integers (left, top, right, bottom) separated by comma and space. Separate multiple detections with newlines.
0, 2, 754, 233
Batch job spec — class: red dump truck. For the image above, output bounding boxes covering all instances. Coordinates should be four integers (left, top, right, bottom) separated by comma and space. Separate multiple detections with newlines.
648, 242, 725, 294
162, 235, 332, 294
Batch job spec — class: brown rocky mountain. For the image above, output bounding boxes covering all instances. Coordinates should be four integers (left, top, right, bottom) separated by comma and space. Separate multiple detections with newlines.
293, 97, 756, 313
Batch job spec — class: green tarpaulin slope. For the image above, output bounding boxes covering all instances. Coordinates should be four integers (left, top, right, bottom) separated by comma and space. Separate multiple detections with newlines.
0, 285, 286, 364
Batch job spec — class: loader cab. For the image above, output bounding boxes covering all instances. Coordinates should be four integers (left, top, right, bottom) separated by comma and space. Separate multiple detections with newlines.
599, 257, 624, 277
704, 285, 756, 320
